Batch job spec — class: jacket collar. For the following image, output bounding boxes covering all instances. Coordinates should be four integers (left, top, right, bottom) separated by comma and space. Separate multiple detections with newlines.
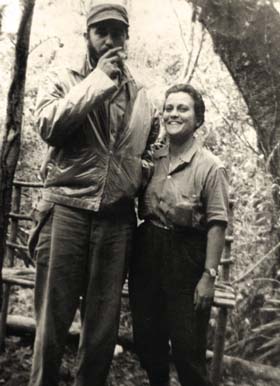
66, 49, 140, 106
67, 51, 95, 77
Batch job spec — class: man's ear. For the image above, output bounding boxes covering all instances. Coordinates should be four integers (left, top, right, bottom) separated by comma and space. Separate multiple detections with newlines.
83, 31, 89, 41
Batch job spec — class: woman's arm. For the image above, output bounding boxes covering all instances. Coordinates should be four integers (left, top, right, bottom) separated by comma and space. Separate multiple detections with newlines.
194, 223, 226, 311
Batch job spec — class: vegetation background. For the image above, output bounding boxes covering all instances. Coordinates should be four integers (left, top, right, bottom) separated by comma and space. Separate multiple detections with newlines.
1, 0, 280, 385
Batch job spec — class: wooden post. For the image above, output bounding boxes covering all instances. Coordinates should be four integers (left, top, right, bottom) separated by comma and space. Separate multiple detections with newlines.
0, 0, 36, 310
0, 185, 21, 350
211, 200, 234, 386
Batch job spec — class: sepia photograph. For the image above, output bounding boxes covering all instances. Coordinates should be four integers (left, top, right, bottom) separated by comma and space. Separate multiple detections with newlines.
0, 0, 280, 385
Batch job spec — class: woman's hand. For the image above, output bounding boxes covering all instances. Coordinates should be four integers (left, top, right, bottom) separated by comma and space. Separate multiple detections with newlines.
193, 223, 226, 311
194, 273, 215, 311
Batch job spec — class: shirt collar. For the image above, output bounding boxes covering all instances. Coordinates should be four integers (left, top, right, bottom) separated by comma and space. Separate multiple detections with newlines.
154, 136, 200, 164
178, 137, 200, 164
153, 140, 169, 159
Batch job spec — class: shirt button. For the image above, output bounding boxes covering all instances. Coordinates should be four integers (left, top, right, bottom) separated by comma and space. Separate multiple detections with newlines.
167, 175, 172, 179
109, 150, 113, 155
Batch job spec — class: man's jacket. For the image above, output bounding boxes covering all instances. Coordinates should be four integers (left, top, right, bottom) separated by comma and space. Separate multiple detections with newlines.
36, 55, 156, 211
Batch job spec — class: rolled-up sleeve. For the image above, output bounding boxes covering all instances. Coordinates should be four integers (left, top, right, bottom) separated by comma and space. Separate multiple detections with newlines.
204, 166, 229, 225
36, 68, 117, 147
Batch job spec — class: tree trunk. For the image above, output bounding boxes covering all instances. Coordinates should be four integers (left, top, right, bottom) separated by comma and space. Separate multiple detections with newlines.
0, 0, 36, 308
6, 314, 135, 350
188, 0, 280, 272
206, 350, 280, 386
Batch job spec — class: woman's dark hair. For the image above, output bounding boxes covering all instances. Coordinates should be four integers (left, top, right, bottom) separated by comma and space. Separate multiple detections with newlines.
164, 84, 205, 129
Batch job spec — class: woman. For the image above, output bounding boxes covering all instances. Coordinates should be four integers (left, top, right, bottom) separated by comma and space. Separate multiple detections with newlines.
129, 84, 229, 386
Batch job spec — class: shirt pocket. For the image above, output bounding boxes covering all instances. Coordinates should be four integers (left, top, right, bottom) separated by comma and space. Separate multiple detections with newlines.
171, 193, 204, 228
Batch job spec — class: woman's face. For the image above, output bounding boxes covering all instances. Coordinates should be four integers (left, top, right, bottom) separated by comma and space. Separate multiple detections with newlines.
163, 91, 197, 143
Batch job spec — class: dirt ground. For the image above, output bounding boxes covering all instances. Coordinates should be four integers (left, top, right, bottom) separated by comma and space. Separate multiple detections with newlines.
0, 336, 253, 386
0, 280, 264, 386
0, 336, 168, 386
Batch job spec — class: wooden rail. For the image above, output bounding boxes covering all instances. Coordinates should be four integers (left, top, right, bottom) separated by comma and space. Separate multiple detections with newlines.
2, 267, 235, 308
0, 181, 236, 386
13, 180, 43, 188
211, 198, 235, 386
0, 181, 42, 349
9, 213, 33, 221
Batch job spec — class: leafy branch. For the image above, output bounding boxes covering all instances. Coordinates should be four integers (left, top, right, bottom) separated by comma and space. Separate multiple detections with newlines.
185, 27, 205, 82
29, 36, 63, 55
233, 241, 280, 284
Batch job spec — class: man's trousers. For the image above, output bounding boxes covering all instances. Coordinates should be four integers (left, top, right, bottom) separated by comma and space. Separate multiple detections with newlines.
28, 201, 136, 386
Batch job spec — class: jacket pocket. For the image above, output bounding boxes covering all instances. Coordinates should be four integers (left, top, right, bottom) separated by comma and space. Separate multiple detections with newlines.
28, 200, 55, 259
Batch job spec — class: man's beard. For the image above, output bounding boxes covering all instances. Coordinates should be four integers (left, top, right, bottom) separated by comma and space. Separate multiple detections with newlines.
87, 42, 124, 74
87, 43, 100, 66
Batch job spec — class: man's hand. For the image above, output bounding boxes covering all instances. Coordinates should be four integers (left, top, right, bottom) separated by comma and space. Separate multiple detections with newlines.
97, 47, 125, 80
194, 273, 215, 311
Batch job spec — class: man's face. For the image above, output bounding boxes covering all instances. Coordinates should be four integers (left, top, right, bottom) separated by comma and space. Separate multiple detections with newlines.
88, 20, 127, 59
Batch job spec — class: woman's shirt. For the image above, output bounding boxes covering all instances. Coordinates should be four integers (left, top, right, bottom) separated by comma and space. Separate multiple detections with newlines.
139, 137, 229, 232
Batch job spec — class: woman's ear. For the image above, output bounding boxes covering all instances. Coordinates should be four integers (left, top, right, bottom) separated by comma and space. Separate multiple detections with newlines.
195, 121, 202, 131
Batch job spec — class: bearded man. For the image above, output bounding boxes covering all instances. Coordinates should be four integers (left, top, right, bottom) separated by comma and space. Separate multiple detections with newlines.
28, 2, 157, 386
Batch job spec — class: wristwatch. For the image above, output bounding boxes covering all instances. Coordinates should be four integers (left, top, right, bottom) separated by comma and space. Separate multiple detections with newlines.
203, 267, 217, 278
